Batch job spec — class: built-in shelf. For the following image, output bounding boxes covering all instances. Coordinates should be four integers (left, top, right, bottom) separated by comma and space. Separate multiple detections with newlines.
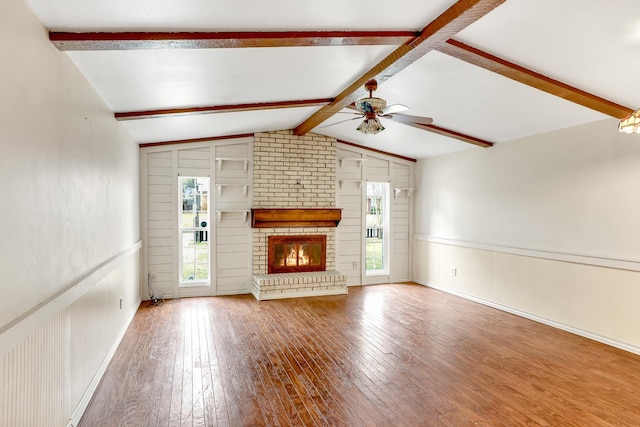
216, 183, 248, 198
394, 187, 414, 199
216, 210, 250, 223
216, 157, 249, 173
339, 157, 367, 168
339, 180, 363, 189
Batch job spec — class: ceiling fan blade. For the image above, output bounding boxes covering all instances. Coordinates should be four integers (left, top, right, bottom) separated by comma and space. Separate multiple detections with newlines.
318, 116, 363, 129
381, 104, 409, 115
386, 113, 433, 126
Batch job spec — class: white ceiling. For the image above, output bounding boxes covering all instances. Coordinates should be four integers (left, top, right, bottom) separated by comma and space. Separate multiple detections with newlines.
24, 0, 640, 159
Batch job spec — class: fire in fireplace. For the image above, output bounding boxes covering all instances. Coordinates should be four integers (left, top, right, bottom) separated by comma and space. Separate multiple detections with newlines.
268, 235, 326, 274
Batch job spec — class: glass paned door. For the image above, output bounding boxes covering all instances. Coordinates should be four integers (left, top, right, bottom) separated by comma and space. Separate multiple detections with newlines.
365, 182, 389, 275
179, 177, 210, 286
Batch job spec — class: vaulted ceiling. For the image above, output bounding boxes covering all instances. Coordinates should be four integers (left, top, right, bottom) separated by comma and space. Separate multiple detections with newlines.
26, 0, 640, 159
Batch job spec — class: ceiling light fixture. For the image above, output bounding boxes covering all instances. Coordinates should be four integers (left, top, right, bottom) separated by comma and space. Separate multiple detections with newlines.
618, 109, 640, 133
355, 96, 387, 135
356, 117, 385, 135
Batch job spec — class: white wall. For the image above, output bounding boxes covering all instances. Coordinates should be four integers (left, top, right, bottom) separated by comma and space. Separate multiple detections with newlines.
1, 0, 140, 328
414, 118, 640, 354
0, 0, 140, 424
415, 118, 640, 260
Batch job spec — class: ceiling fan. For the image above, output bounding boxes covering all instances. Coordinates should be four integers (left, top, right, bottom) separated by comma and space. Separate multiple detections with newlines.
325, 79, 433, 135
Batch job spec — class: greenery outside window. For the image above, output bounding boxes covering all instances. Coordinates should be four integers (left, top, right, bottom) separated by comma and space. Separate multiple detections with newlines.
365, 182, 389, 275
179, 177, 210, 286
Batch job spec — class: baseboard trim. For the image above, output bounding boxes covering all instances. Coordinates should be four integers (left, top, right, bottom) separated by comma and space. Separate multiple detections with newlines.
415, 279, 640, 357
67, 298, 141, 427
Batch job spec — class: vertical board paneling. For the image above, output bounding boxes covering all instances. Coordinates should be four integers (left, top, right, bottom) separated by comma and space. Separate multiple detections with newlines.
491, 252, 527, 310
575, 265, 640, 342
0, 251, 140, 427
1, 313, 65, 427
427, 242, 441, 284
413, 238, 429, 283
519, 257, 576, 324
417, 240, 640, 351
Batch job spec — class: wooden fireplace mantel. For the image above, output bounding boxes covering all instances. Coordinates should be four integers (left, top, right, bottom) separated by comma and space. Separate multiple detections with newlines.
251, 208, 342, 228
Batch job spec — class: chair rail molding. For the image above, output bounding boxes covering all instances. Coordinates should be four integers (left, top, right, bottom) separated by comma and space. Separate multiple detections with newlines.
0, 241, 142, 357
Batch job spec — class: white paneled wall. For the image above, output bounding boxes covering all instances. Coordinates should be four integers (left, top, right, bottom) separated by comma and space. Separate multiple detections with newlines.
140, 139, 253, 299
216, 143, 252, 295
335, 144, 414, 286
0, 247, 141, 427
414, 238, 640, 354
145, 151, 176, 298
1, 0, 141, 423
336, 148, 365, 285
1, 314, 66, 427
365, 156, 391, 180
179, 147, 210, 176
391, 162, 412, 282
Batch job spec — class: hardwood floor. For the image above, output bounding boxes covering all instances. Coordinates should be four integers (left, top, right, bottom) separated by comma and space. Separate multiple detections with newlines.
80, 283, 640, 426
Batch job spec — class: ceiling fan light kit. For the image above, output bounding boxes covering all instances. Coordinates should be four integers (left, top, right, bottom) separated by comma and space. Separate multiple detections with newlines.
618, 109, 640, 133
330, 79, 433, 136
356, 117, 385, 135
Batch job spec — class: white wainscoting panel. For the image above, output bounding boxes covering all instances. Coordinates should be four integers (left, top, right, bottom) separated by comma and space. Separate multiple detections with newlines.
0, 245, 141, 427
414, 237, 640, 355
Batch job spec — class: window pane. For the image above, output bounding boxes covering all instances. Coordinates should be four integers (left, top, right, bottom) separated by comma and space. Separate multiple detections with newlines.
366, 229, 384, 271
181, 232, 209, 282
181, 177, 209, 228
365, 182, 388, 274
179, 176, 210, 285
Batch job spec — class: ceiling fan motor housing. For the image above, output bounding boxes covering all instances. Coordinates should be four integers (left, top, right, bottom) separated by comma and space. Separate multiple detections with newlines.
355, 97, 387, 114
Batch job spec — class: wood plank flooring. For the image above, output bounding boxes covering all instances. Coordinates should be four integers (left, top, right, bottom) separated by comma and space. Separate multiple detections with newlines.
79, 283, 640, 426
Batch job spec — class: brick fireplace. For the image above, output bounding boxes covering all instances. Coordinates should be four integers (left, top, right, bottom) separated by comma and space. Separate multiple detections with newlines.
251, 130, 347, 300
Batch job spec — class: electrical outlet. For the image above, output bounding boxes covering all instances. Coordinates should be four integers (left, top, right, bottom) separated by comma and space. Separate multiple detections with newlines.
451, 268, 457, 277
353, 262, 358, 270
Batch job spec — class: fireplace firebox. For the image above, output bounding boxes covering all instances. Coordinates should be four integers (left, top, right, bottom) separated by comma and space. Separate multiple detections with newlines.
268, 235, 326, 274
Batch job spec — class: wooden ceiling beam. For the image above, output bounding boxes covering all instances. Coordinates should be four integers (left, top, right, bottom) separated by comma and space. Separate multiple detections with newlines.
139, 133, 253, 148
115, 98, 333, 121
293, 0, 507, 137
337, 140, 417, 162
49, 31, 418, 51
413, 123, 493, 147
437, 39, 633, 119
